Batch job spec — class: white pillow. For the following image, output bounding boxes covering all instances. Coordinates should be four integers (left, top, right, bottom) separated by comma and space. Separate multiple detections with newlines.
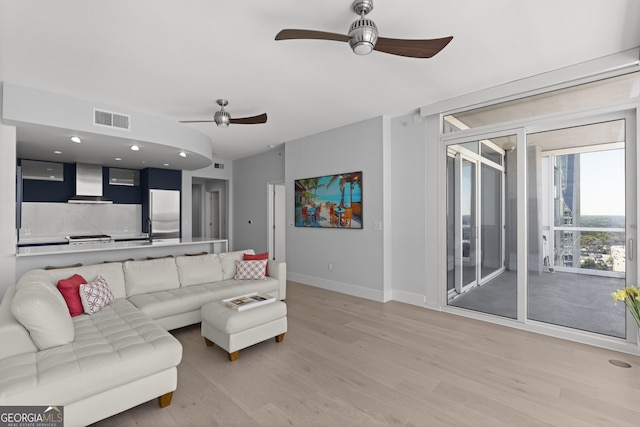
11, 282, 75, 350
176, 254, 224, 287
219, 250, 255, 280
234, 260, 268, 280
46, 262, 127, 299
123, 258, 180, 297
79, 276, 114, 314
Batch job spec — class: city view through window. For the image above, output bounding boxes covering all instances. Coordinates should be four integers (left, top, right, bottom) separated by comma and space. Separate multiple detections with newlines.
553, 149, 625, 274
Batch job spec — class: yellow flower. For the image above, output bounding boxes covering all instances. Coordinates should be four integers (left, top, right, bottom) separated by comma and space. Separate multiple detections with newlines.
612, 289, 628, 302
626, 287, 640, 297
613, 286, 640, 329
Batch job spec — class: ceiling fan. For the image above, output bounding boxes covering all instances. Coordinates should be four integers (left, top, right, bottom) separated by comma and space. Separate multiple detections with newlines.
275, 0, 453, 59
180, 99, 267, 128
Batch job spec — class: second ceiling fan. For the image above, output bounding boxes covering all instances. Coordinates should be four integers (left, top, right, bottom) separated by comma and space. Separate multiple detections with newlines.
275, 0, 453, 59
180, 99, 267, 127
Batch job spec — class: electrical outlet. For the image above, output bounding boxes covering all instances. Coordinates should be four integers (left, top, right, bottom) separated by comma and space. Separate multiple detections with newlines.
328, 262, 333, 271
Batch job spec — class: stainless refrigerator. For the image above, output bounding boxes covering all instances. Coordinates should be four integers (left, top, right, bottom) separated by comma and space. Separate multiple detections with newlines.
149, 189, 180, 239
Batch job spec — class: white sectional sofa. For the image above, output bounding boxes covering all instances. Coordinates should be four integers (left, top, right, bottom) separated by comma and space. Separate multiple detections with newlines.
0, 249, 286, 427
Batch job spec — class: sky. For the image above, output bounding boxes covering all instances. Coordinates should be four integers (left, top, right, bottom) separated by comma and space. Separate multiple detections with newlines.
457, 148, 626, 218
579, 149, 625, 216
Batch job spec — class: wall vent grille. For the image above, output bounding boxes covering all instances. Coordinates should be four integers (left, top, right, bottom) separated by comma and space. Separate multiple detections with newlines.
93, 108, 131, 130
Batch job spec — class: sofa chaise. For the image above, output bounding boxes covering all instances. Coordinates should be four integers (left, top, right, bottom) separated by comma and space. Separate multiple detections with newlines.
0, 249, 286, 426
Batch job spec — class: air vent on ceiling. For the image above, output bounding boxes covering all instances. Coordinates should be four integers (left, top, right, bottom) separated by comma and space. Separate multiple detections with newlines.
214, 163, 224, 169
93, 108, 131, 130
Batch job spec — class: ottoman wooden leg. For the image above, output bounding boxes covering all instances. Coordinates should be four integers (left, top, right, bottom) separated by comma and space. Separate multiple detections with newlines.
158, 391, 174, 408
275, 333, 285, 343
204, 337, 214, 347
229, 351, 239, 361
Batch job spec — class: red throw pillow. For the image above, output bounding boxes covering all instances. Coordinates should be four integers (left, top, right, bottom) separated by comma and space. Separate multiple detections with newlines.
57, 274, 87, 317
244, 252, 269, 275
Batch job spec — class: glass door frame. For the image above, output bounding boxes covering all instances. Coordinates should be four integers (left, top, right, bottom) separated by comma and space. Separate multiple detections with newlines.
442, 107, 637, 341
450, 149, 478, 295
443, 128, 527, 321
524, 109, 637, 340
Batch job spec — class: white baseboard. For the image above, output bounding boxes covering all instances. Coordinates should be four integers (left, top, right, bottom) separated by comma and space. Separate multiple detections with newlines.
287, 272, 386, 302
390, 289, 426, 307
287, 273, 440, 309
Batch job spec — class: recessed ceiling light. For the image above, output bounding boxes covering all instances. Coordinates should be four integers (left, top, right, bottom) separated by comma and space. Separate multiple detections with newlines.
267, 144, 275, 148
130, 145, 140, 151
179, 151, 187, 158
163, 163, 170, 166
115, 157, 122, 161
70, 136, 82, 143
53, 150, 62, 154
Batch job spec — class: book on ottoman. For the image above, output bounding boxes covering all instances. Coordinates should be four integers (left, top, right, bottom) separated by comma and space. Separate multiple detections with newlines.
223, 293, 275, 311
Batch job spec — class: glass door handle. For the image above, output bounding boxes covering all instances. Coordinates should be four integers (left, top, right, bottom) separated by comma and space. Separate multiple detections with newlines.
628, 238, 633, 260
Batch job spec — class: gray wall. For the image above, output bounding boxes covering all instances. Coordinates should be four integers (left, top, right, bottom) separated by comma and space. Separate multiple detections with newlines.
0, 123, 17, 298
232, 147, 285, 253
285, 117, 386, 300
389, 113, 428, 305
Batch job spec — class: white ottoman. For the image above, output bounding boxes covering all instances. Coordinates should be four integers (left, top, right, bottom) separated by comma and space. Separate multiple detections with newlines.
201, 300, 287, 361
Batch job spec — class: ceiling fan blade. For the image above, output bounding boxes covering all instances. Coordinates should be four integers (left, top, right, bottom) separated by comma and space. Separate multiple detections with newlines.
275, 29, 350, 43
373, 36, 453, 58
179, 120, 215, 123
229, 113, 268, 125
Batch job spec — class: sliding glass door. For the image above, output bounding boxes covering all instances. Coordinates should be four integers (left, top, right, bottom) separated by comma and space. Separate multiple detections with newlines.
441, 72, 640, 346
445, 113, 636, 340
526, 117, 634, 338
447, 134, 517, 319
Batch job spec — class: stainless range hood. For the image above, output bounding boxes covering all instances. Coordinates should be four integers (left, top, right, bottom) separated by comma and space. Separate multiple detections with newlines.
68, 163, 113, 204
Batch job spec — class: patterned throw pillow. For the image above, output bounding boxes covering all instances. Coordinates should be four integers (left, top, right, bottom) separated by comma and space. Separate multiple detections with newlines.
244, 252, 269, 275
234, 260, 268, 280
79, 276, 115, 314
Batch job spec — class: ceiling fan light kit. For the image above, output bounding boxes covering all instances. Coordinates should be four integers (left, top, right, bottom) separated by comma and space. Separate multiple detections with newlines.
349, 18, 378, 55
214, 99, 231, 127
348, 0, 377, 55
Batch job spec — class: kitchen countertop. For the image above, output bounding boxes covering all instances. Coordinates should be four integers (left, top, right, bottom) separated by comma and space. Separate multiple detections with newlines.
16, 237, 228, 257
17, 233, 150, 246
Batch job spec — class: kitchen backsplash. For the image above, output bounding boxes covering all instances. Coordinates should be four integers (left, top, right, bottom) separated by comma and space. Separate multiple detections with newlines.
20, 202, 142, 241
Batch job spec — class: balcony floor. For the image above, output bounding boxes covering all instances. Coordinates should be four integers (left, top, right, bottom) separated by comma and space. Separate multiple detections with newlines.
449, 270, 626, 338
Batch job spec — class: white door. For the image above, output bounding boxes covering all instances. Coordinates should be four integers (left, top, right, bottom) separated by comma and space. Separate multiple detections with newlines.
274, 183, 286, 261
268, 182, 286, 261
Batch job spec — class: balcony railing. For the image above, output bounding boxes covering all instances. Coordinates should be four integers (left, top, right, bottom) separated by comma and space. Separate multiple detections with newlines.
552, 227, 625, 277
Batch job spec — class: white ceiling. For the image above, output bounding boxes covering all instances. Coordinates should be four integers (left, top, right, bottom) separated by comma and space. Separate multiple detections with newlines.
1, 0, 639, 166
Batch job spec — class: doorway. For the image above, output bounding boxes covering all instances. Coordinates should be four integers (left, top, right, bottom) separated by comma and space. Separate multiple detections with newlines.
191, 178, 228, 239
192, 183, 203, 237
207, 190, 221, 238
526, 117, 634, 338
445, 113, 637, 339
447, 134, 516, 319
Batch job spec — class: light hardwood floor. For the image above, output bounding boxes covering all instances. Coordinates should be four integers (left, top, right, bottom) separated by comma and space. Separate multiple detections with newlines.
93, 281, 640, 426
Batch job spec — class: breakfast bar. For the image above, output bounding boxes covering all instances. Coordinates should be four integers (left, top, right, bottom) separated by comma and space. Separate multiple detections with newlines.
15, 237, 228, 280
